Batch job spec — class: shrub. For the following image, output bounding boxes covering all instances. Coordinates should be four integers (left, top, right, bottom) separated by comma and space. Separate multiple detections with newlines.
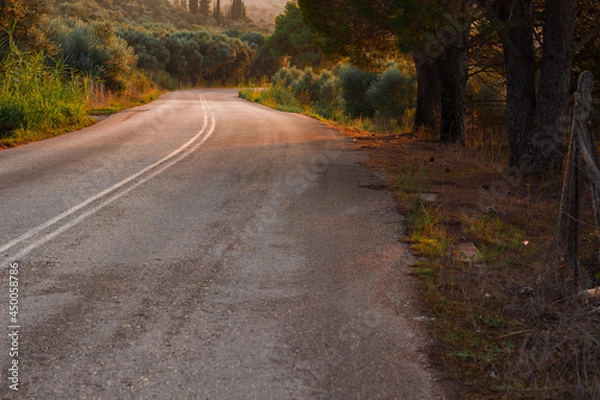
339, 65, 377, 118
366, 65, 416, 127
245, 63, 416, 129
290, 68, 319, 103
52, 20, 137, 91
271, 67, 303, 86
313, 70, 342, 119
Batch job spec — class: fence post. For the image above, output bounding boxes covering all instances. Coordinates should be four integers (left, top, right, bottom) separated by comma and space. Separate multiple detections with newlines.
556, 71, 597, 288
556, 106, 580, 286
574, 72, 600, 267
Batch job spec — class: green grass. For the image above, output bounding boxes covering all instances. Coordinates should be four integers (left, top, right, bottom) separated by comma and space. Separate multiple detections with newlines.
239, 85, 303, 113
87, 107, 120, 115
0, 50, 92, 146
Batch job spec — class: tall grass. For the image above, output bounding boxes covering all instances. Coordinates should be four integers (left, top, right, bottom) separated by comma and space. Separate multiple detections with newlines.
0, 49, 92, 145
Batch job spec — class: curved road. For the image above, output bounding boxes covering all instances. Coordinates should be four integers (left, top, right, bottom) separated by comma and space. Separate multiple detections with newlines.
1, 89, 441, 399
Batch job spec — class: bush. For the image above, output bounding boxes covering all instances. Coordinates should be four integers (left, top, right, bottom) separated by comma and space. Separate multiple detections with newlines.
290, 68, 319, 103
0, 51, 90, 139
117, 28, 170, 73
313, 70, 342, 119
271, 67, 303, 86
366, 65, 417, 127
243, 63, 416, 130
52, 20, 137, 91
270, 67, 343, 118
339, 65, 377, 118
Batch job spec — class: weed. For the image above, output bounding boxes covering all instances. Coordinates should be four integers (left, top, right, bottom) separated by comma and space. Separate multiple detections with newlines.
480, 312, 504, 328
0, 50, 92, 145
397, 164, 430, 196
451, 349, 475, 360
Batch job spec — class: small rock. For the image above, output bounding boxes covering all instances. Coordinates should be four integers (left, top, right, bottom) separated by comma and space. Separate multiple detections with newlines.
519, 287, 535, 298
484, 205, 497, 214
451, 242, 484, 263
413, 316, 433, 322
418, 193, 439, 202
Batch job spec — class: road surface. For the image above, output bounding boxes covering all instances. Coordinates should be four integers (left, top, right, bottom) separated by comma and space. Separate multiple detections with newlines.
1, 89, 441, 399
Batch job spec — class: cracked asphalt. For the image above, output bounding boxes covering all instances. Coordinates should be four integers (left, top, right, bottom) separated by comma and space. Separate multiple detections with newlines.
0, 89, 443, 399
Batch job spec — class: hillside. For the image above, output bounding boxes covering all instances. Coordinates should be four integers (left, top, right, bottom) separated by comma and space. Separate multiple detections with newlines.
245, 0, 288, 31
54, 0, 204, 29
54, 0, 288, 31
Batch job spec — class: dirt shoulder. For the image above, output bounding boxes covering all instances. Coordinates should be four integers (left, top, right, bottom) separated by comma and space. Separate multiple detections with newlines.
334, 126, 600, 399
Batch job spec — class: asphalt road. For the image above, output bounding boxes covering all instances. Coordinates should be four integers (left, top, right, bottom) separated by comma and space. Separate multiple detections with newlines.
0, 89, 441, 399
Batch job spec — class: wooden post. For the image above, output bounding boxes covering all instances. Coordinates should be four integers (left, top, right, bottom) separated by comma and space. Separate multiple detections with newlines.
574, 72, 600, 266
557, 107, 580, 286
556, 71, 597, 288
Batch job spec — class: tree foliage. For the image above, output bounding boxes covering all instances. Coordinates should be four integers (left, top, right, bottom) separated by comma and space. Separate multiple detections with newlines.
339, 66, 377, 118
199, 0, 211, 17
367, 65, 416, 123
189, 0, 199, 15
0, 0, 55, 57
229, 0, 246, 21
214, 0, 222, 23
53, 20, 137, 90
298, 0, 598, 171
116, 27, 264, 86
266, 1, 322, 69
239, 31, 281, 80
299, 0, 470, 143
117, 28, 170, 72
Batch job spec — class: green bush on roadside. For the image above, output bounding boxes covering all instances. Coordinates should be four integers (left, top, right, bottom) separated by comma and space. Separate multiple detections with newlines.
243, 64, 415, 131
0, 50, 91, 142
339, 65, 377, 119
367, 65, 416, 128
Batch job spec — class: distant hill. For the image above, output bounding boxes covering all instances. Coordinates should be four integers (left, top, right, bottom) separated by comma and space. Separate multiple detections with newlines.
55, 0, 289, 32
241, 0, 289, 32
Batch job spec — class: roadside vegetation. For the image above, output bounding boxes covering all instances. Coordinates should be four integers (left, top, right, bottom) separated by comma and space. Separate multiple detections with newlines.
240, 1, 600, 398
1, 0, 283, 148
0, 48, 92, 146
240, 61, 417, 133
243, 66, 600, 398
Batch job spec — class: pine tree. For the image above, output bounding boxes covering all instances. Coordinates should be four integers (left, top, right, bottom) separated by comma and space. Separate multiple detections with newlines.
189, 0, 199, 14
229, 0, 246, 21
199, 0, 211, 17
214, 0, 221, 22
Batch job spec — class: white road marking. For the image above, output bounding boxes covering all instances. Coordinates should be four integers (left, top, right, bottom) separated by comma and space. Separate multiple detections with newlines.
1, 94, 216, 262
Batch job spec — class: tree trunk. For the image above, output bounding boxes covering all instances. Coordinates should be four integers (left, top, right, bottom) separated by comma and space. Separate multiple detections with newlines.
412, 54, 441, 136
529, 0, 577, 172
189, 0, 198, 14
214, 0, 222, 23
493, 0, 537, 168
438, 45, 468, 144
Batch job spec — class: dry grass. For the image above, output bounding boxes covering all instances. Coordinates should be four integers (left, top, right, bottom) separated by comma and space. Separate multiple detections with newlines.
335, 123, 600, 398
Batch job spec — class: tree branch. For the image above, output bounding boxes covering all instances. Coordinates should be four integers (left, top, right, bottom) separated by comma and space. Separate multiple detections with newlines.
573, 21, 600, 54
